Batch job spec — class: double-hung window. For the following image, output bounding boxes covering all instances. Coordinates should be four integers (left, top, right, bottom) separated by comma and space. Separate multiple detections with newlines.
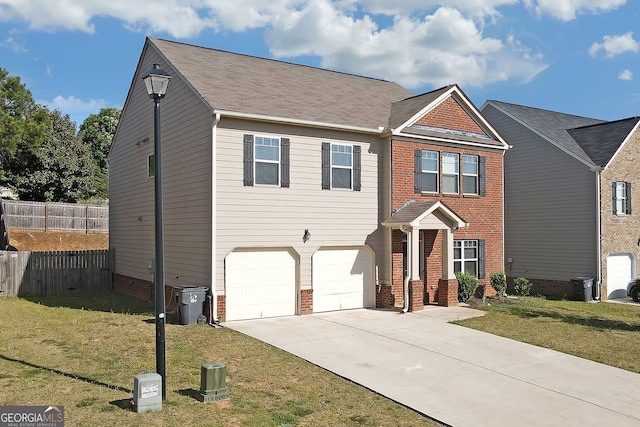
442, 153, 459, 194
613, 181, 632, 215
331, 144, 352, 189
420, 150, 439, 192
243, 134, 290, 187
322, 142, 361, 191
454, 239, 485, 279
415, 150, 486, 196
255, 136, 280, 185
463, 155, 478, 194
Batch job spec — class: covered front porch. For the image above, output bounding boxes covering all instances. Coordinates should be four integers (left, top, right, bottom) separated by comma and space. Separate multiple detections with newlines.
381, 200, 468, 311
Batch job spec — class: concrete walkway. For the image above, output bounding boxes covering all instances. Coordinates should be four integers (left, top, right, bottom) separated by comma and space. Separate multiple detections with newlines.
226, 307, 640, 426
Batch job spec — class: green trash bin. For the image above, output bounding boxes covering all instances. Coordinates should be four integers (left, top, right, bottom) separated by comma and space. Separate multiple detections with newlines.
175, 286, 208, 325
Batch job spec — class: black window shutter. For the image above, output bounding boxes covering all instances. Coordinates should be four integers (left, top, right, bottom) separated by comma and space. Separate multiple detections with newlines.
414, 149, 422, 193
353, 145, 361, 191
281, 138, 290, 188
322, 142, 331, 190
612, 182, 618, 214
627, 182, 632, 214
478, 239, 486, 279
243, 134, 254, 186
479, 156, 486, 196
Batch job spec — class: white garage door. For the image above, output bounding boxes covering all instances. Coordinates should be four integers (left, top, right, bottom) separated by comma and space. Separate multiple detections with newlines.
607, 253, 635, 299
225, 249, 297, 321
313, 247, 373, 313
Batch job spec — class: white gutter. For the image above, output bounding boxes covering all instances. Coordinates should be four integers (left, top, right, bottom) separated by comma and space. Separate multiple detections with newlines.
592, 167, 603, 300
210, 112, 221, 322
392, 130, 509, 151
213, 109, 384, 135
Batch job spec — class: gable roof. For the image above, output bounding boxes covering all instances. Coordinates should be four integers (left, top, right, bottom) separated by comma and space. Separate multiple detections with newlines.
390, 85, 509, 149
484, 100, 640, 168
382, 200, 468, 229
148, 38, 414, 131
567, 117, 640, 167
388, 86, 453, 129
483, 100, 606, 165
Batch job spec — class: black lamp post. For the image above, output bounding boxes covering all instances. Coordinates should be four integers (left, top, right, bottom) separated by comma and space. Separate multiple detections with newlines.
141, 63, 171, 400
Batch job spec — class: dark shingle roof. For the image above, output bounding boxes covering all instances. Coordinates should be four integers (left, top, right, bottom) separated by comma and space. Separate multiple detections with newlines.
567, 117, 640, 167
149, 38, 414, 130
486, 101, 606, 164
388, 86, 453, 129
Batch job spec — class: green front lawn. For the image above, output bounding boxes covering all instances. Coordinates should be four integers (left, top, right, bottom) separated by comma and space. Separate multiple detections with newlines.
0, 294, 441, 427
455, 296, 640, 373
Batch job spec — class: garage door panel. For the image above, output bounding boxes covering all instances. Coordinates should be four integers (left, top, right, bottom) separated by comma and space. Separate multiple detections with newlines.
226, 250, 296, 321
607, 254, 634, 299
313, 248, 372, 313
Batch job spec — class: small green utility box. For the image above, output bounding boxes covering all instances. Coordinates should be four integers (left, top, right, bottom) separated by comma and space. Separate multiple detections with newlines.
199, 362, 230, 403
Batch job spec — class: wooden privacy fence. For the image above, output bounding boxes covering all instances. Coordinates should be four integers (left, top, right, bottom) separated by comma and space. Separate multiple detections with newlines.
1, 200, 109, 233
0, 249, 113, 297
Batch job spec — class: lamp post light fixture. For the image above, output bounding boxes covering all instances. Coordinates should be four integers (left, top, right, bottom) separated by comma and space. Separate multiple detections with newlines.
141, 63, 171, 400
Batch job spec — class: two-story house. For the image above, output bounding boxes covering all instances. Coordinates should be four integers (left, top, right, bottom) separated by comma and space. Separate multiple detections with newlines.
481, 100, 640, 300
109, 38, 508, 322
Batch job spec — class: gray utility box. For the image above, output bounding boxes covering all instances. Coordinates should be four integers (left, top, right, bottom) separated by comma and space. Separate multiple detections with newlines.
133, 373, 162, 413
571, 277, 594, 302
175, 286, 208, 325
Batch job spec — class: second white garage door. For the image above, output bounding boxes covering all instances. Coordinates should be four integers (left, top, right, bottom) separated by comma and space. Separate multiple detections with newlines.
606, 253, 635, 299
312, 247, 373, 313
225, 249, 297, 321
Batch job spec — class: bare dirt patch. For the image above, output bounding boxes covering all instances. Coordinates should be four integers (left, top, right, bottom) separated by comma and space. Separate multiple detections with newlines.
7, 229, 108, 251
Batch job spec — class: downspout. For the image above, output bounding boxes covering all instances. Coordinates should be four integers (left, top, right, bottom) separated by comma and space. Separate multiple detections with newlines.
210, 112, 221, 323
594, 167, 602, 300
400, 225, 410, 313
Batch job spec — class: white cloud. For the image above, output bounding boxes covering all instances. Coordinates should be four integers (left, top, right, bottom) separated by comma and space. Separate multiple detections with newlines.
0, 0, 548, 89
38, 95, 106, 115
0, 37, 27, 53
526, 0, 626, 21
618, 69, 633, 80
267, 3, 547, 88
589, 32, 639, 58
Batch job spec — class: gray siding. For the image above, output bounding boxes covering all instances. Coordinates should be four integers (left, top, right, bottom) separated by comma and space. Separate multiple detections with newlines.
482, 104, 597, 281
109, 49, 213, 288
215, 118, 384, 293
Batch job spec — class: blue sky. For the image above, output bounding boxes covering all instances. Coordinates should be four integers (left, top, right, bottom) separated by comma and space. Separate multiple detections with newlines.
0, 0, 638, 127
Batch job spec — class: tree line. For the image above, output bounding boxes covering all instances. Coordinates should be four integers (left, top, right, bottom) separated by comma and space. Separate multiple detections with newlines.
0, 67, 120, 203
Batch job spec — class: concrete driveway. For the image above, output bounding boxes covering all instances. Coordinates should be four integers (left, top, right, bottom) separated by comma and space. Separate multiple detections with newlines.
226, 306, 640, 427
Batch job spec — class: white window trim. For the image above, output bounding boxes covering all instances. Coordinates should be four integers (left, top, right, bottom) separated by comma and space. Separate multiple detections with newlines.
420, 150, 439, 193
614, 181, 631, 215
462, 154, 479, 195
454, 240, 478, 277
442, 152, 459, 194
331, 143, 353, 189
254, 136, 280, 186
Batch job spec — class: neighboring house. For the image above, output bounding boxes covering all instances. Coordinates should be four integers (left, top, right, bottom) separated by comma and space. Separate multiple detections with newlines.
481, 100, 640, 300
109, 37, 508, 322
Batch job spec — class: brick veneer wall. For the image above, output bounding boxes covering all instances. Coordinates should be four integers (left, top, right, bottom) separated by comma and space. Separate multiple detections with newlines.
113, 273, 179, 313
600, 128, 640, 301
300, 289, 313, 314
386, 138, 505, 309
416, 97, 486, 135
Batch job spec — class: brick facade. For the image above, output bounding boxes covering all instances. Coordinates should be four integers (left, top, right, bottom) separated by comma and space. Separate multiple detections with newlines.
417, 97, 486, 135
385, 136, 504, 310
300, 289, 313, 315
600, 129, 640, 300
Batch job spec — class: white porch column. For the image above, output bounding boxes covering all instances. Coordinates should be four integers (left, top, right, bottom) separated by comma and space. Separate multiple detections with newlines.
410, 227, 421, 280
442, 228, 456, 280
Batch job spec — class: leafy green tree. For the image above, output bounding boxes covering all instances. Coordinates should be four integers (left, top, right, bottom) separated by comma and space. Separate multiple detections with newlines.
12, 109, 94, 202
0, 68, 50, 182
79, 107, 120, 199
